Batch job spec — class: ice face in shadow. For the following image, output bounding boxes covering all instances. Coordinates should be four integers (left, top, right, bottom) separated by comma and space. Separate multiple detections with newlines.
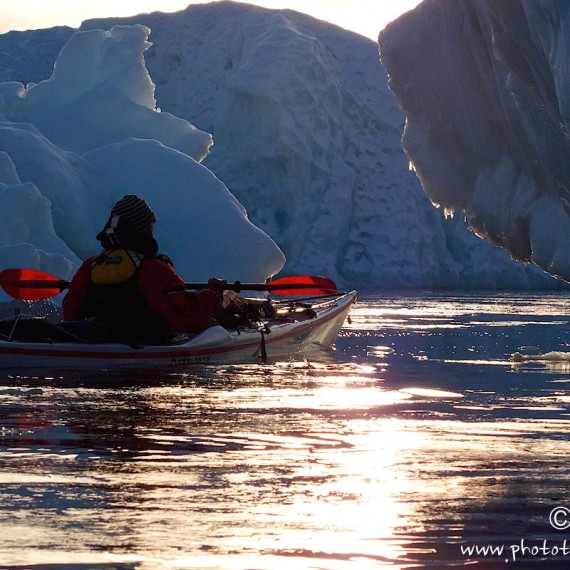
379, 0, 570, 283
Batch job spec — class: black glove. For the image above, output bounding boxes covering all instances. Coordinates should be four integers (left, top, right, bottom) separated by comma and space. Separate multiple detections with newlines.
156, 253, 174, 267
207, 278, 227, 302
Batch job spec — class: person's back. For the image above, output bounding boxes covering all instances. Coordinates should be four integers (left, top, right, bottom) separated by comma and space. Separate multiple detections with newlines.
62, 195, 232, 345
81, 247, 172, 344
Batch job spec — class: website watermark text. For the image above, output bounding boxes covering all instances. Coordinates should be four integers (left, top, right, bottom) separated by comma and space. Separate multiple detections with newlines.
461, 539, 570, 563
460, 508, 570, 563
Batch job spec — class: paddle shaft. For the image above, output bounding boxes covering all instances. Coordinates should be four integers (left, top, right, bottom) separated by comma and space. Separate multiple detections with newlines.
184, 281, 335, 293
13, 279, 330, 293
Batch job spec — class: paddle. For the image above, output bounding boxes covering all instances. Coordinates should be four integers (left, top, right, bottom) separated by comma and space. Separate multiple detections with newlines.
0, 268, 337, 301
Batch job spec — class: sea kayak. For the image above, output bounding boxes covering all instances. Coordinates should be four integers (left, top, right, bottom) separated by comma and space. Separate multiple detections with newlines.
0, 291, 356, 370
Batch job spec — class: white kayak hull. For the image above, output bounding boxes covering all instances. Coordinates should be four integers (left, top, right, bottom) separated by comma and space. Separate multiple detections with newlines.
0, 292, 356, 370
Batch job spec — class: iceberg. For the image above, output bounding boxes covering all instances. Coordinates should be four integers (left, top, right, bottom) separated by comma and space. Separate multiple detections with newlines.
379, 0, 570, 283
81, 2, 562, 289
0, 21, 285, 305
0, 1, 562, 299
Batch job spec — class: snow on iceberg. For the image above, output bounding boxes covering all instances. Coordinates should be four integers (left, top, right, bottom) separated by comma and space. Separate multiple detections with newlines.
0, 181, 80, 279
0, 23, 285, 305
84, 138, 286, 282
379, 0, 570, 283
0, 122, 101, 261
4, 24, 213, 159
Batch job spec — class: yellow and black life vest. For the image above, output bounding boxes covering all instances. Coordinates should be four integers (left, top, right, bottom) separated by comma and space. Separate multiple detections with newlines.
90, 248, 143, 286
84, 248, 169, 344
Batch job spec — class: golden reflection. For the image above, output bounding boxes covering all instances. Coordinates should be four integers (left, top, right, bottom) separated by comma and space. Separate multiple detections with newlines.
3, 374, 569, 569
210, 417, 433, 565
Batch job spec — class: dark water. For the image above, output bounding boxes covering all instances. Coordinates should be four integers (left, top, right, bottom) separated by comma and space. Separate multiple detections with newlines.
1, 292, 570, 569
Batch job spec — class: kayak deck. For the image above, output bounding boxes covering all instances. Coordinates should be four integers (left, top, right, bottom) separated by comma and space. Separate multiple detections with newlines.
0, 291, 356, 370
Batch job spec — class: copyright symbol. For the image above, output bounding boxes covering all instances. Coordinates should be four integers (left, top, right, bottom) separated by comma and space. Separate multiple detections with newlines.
550, 506, 570, 530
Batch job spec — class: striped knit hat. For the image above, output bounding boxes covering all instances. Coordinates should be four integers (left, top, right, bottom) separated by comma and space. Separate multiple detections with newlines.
111, 195, 156, 230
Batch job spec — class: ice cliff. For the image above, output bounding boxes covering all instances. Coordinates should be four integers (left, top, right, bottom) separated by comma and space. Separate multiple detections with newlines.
379, 0, 570, 284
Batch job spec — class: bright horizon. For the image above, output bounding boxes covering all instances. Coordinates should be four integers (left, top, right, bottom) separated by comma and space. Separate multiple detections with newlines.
0, 0, 422, 40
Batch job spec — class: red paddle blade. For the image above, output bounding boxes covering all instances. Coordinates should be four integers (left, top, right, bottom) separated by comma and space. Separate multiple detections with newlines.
0, 269, 65, 301
266, 275, 337, 295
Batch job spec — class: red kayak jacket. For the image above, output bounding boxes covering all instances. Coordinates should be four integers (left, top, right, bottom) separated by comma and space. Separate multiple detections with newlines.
62, 253, 221, 334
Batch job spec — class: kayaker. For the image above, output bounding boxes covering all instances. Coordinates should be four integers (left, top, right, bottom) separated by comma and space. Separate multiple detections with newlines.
62, 194, 237, 344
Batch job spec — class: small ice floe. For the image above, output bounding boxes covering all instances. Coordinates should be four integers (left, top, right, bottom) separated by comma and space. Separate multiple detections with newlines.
399, 387, 464, 398
367, 345, 395, 358
0, 387, 43, 396
511, 351, 570, 362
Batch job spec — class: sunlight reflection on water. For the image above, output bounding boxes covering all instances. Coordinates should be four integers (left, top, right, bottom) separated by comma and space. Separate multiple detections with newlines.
1, 291, 570, 568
